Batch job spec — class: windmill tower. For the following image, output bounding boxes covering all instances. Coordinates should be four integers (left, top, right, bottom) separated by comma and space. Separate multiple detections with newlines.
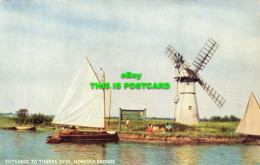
164, 38, 225, 124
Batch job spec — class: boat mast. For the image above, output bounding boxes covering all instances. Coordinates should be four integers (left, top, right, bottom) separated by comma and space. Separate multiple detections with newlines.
85, 57, 101, 83
108, 88, 112, 127
85, 56, 106, 130
102, 69, 106, 130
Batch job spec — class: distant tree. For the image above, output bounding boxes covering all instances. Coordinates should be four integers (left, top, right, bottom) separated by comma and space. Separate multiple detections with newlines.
229, 115, 240, 122
17, 109, 29, 118
200, 117, 208, 121
222, 115, 229, 122
209, 115, 240, 122
209, 116, 222, 122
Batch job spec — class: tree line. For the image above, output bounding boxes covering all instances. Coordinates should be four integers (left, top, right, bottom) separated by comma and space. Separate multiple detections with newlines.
201, 115, 240, 122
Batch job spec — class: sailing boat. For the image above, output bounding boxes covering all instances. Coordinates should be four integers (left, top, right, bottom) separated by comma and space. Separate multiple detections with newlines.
46, 57, 119, 143
235, 92, 260, 139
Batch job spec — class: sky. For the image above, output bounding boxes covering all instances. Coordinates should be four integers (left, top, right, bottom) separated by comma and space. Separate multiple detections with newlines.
0, 0, 259, 118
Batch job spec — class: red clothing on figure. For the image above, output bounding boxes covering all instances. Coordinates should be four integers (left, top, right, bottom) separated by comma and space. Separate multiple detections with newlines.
146, 125, 153, 133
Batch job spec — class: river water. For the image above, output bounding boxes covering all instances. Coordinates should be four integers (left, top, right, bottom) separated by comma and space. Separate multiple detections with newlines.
0, 130, 260, 165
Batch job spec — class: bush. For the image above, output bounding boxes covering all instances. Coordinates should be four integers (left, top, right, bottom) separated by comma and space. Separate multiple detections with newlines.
209, 116, 222, 122
229, 115, 240, 122
12, 113, 54, 126
220, 126, 227, 132
209, 115, 240, 122
29, 113, 45, 125
17, 109, 29, 118
222, 116, 229, 122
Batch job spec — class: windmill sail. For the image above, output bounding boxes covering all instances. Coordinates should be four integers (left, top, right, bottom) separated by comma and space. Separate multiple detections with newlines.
197, 75, 225, 108
236, 92, 260, 136
164, 44, 191, 69
52, 60, 104, 128
192, 38, 219, 73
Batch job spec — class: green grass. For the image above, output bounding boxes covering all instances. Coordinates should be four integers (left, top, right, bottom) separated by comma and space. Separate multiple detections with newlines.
0, 116, 54, 129
106, 119, 242, 138
0, 116, 242, 138
0, 116, 19, 128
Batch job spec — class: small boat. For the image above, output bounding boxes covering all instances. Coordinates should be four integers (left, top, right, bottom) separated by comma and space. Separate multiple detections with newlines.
46, 57, 119, 143
46, 136, 61, 143
16, 126, 36, 130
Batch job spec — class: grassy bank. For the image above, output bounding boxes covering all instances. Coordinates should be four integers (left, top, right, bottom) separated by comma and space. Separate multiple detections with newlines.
0, 116, 242, 138
0, 116, 18, 128
107, 119, 242, 138
0, 115, 54, 129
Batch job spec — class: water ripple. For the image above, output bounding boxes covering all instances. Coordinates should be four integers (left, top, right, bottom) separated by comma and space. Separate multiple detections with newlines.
1, 130, 260, 165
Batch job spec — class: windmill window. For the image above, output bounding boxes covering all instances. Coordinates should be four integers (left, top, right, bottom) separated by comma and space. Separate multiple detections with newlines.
189, 106, 192, 110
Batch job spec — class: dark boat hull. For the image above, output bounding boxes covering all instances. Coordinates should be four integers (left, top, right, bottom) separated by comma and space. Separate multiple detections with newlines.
46, 131, 119, 143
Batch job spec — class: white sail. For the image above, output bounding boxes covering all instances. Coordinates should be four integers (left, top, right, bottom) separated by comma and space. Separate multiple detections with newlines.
52, 60, 104, 128
235, 92, 260, 136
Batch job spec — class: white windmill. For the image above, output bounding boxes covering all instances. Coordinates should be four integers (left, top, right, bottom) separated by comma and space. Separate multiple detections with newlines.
164, 38, 225, 124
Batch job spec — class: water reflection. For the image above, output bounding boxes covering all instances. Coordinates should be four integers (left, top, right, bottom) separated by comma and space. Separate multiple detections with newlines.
117, 143, 147, 164
49, 142, 107, 161
1, 130, 260, 165
241, 145, 260, 164
174, 145, 201, 164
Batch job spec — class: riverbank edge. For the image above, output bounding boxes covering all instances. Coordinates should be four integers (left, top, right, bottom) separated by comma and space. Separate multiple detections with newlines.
2, 127, 258, 144
118, 133, 248, 144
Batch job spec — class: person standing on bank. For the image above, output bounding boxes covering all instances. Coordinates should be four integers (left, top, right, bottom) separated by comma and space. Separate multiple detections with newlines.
166, 123, 172, 133
126, 117, 130, 130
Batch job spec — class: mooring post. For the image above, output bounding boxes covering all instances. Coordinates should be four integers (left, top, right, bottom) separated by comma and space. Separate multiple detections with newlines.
119, 108, 122, 130
144, 108, 146, 127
